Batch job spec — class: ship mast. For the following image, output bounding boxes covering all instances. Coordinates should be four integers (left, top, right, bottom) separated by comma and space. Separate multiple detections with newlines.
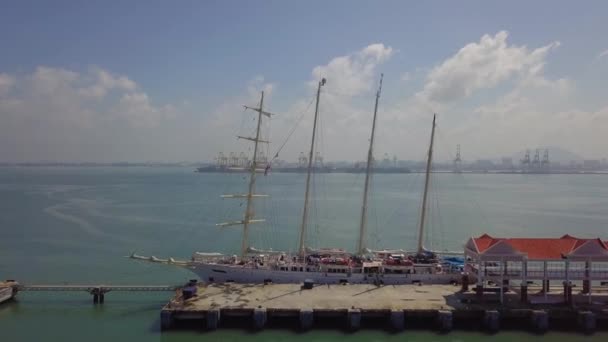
417, 114, 436, 254
217, 91, 274, 257
298, 78, 326, 257
357, 74, 383, 255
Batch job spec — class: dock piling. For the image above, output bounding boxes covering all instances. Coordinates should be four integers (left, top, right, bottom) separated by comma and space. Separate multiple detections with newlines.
390, 309, 405, 331
577, 311, 596, 334
483, 310, 500, 332
436, 310, 453, 332
253, 308, 267, 330
206, 309, 220, 330
347, 308, 361, 330
299, 308, 314, 330
530, 310, 548, 333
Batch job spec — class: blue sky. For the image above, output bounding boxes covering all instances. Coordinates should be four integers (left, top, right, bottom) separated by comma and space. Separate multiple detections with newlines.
1, 1, 607, 162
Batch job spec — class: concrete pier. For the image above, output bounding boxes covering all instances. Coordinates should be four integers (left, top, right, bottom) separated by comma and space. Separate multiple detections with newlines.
530, 310, 548, 333
299, 308, 314, 330
347, 308, 361, 330
206, 309, 220, 330
577, 311, 596, 334
253, 308, 267, 330
483, 310, 500, 332
159, 283, 608, 333
390, 309, 405, 331
436, 310, 453, 332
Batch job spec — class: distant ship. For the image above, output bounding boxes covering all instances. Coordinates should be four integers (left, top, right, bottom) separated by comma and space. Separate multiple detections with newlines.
195, 165, 265, 173
195, 165, 334, 173
196, 162, 410, 174
135, 76, 462, 284
339, 166, 411, 174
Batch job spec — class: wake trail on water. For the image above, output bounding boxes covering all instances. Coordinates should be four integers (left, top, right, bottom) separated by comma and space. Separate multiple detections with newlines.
84, 205, 198, 228
43, 203, 105, 237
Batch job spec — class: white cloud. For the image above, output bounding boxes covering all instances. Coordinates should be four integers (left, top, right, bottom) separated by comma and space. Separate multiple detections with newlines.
113, 92, 176, 128
0, 66, 174, 127
247, 75, 275, 99
370, 31, 607, 162
300, 44, 394, 160
0, 66, 180, 161
1, 34, 607, 163
205, 44, 395, 164
209, 76, 276, 130
191, 76, 279, 161
310, 43, 393, 96
79, 67, 137, 99
0, 73, 15, 95
417, 31, 606, 160
417, 31, 560, 104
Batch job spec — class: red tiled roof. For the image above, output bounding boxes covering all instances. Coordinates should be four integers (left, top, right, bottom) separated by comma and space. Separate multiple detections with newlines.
473, 234, 608, 260
508, 239, 577, 259
473, 234, 497, 252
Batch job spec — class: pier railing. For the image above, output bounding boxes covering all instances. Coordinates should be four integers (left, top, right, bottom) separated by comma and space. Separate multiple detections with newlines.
16, 284, 181, 304
18, 285, 179, 292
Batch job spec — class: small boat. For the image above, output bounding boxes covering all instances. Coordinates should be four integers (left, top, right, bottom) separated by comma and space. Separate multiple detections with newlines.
0, 280, 18, 304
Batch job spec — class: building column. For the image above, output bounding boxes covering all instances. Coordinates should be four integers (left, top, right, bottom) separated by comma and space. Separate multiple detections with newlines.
499, 258, 504, 304
587, 259, 592, 304
583, 259, 591, 294
520, 283, 528, 303
478, 259, 484, 286
521, 258, 528, 303
542, 261, 548, 300
502, 258, 510, 292
563, 259, 570, 305
476, 259, 484, 299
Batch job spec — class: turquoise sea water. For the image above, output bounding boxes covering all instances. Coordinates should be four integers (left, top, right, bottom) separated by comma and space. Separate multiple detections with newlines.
0, 167, 607, 341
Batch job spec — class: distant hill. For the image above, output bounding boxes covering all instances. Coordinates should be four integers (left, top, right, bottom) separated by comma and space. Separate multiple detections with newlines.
511, 146, 584, 163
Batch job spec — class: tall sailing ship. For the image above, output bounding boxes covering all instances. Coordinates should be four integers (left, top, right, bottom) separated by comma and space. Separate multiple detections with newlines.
133, 76, 462, 284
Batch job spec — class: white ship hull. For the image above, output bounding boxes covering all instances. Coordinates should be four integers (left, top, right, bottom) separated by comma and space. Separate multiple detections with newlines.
0, 286, 16, 304
188, 262, 460, 285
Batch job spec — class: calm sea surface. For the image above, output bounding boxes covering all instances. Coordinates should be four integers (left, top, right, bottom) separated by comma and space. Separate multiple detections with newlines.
0, 167, 607, 341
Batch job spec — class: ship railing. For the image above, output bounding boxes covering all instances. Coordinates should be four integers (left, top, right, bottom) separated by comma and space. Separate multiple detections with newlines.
191, 254, 235, 264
